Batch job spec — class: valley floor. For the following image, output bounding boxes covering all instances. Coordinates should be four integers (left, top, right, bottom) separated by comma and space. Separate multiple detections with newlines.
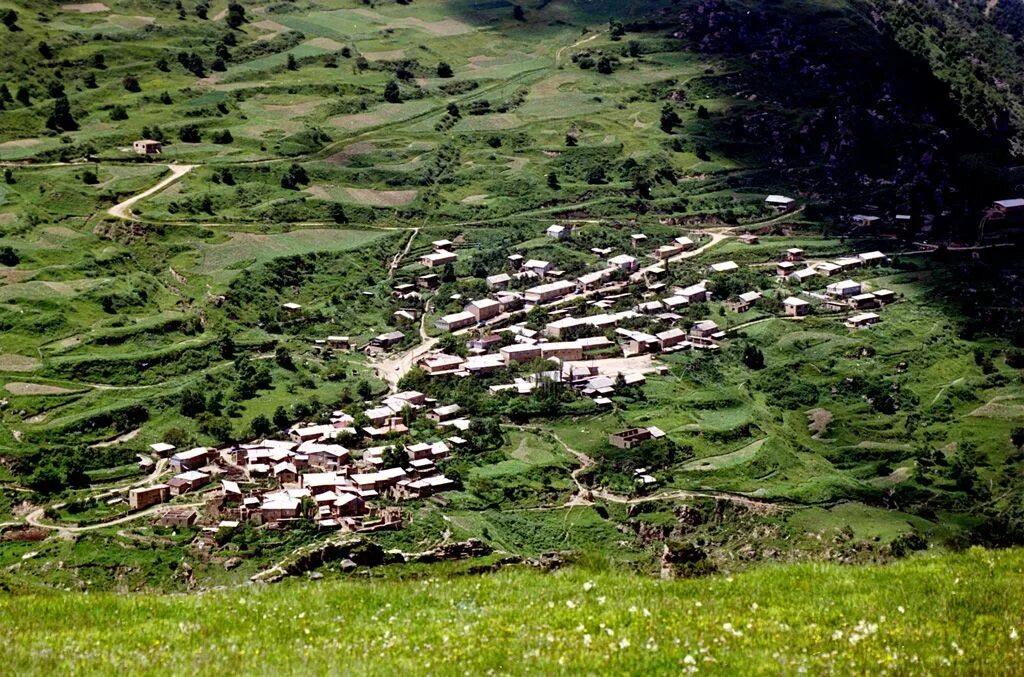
0, 548, 1021, 675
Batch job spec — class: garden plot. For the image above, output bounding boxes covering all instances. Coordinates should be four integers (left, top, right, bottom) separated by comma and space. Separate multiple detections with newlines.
683, 438, 767, 471
60, 3, 108, 12
194, 229, 385, 274
4, 382, 80, 396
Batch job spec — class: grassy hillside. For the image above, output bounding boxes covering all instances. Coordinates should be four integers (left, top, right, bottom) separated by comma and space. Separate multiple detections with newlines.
0, 548, 1021, 674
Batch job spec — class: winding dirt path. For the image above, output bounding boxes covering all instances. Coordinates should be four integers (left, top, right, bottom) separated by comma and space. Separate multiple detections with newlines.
107, 164, 195, 219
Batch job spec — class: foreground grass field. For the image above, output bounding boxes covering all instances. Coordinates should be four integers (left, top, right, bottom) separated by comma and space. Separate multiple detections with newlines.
1, 548, 1022, 675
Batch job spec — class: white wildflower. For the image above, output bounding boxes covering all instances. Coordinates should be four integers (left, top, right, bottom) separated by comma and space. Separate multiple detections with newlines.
583, 580, 595, 592
619, 638, 630, 649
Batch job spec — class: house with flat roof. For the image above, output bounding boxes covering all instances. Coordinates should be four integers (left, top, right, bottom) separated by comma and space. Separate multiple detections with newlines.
466, 298, 501, 322
765, 194, 796, 211
436, 311, 476, 332
846, 312, 881, 328
546, 224, 571, 239
525, 280, 575, 304
168, 470, 210, 496
826, 279, 862, 298
783, 296, 811, 316
133, 139, 162, 154
709, 260, 739, 273
420, 250, 458, 267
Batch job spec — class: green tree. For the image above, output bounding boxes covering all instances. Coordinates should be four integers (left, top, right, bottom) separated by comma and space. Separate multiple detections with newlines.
15, 86, 30, 106
110, 104, 128, 121
381, 445, 407, 468
0, 246, 18, 266
742, 345, 765, 370
47, 97, 79, 132
275, 346, 295, 370
226, 1, 246, 29
250, 414, 271, 438
286, 54, 298, 71
2, 9, 18, 30
512, 4, 525, 20
329, 202, 348, 224
273, 405, 290, 431
356, 380, 373, 401
660, 104, 680, 132
436, 61, 453, 78
383, 80, 401, 103
179, 124, 201, 142
122, 75, 140, 92
547, 172, 560, 189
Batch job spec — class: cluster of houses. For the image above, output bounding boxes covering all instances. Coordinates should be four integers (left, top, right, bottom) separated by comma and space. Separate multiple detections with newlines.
777, 249, 887, 282
128, 390, 474, 531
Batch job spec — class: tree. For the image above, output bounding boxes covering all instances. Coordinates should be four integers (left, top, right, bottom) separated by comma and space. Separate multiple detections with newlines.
110, 104, 128, 121
92, 53, 106, 69
512, 4, 525, 21
565, 132, 577, 147
212, 129, 233, 144
46, 96, 78, 132
742, 345, 765, 370
356, 380, 373, 401
286, 54, 298, 71
329, 202, 348, 224
15, 86, 30, 106
0, 246, 19, 266
586, 167, 607, 184
179, 388, 207, 417
156, 57, 170, 72
0, 84, 10, 102
2, 9, 18, 30
436, 61, 453, 78
122, 75, 141, 92
2, 168, 12, 185
211, 58, 226, 72
196, 2, 209, 19
446, 102, 460, 118
597, 56, 613, 74
275, 346, 295, 370
83, 73, 97, 89
38, 42, 53, 60
179, 124, 201, 143
381, 445, 406, 469
280, 163, 309, 189
81, 170, 98, 185
383, 80, 401, 103
218, 334, 236, 359
696, 104, 709, 119
660, 104, 680, 132
273, 406, 290, 431
547, 172, 560, 189
226, 1, 246, 29
160, 91, 173, 105
250, 414, 272, 438
1012, 427, 1024, 449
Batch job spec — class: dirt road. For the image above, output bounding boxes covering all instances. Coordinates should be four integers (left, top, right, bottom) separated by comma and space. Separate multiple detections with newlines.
107, 164, 195, 219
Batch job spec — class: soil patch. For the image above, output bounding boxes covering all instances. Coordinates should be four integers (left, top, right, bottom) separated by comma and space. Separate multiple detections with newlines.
326, 141, 377, 165
806, 407, 832, 439
61, 2, 108, 12
345, 187, 417, 206
0, 354, 41, 372
363, 49, 405, 61
4, 382, 78, 396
